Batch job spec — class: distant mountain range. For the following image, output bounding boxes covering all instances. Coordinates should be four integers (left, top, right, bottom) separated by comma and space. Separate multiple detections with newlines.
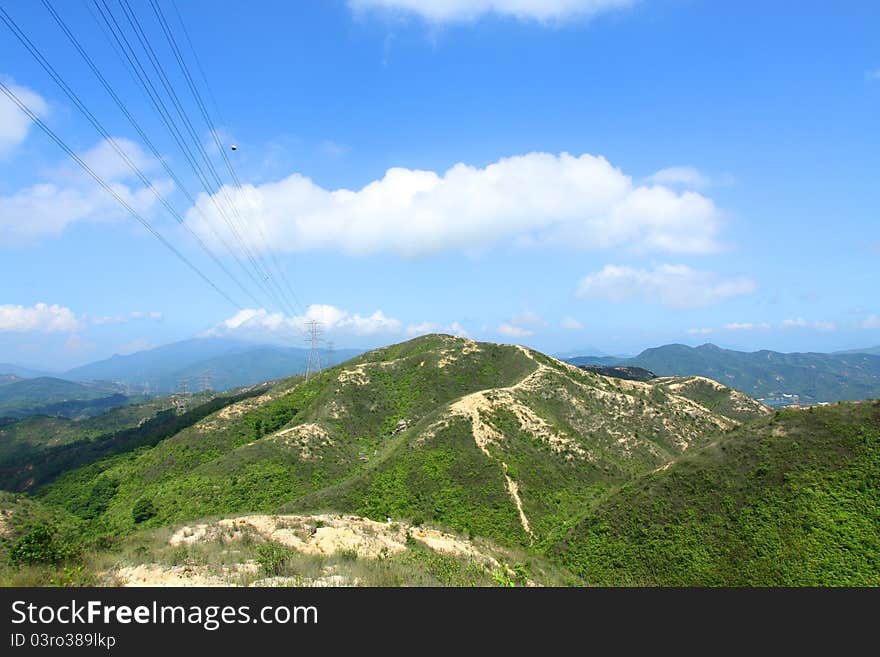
63, 338, 361, 394
0, 338, 362, 418
568, 343, 880, 405
835, 345, 880, 356
5, 334, 876, 586
0, 377, 128, 420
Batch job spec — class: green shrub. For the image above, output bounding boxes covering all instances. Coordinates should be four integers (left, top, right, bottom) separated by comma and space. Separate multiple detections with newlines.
255, 542, 291, 576
131, 498, 157, 524
8, 525, 73, 565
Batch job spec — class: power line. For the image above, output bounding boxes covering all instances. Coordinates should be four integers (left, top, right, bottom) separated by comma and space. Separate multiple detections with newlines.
114, 0, 297, 317
2, 1, 267, 313
0, 79, 241, 309
89, 0, 292, 314
40, 0, 268, 310
148, 0, 305, 316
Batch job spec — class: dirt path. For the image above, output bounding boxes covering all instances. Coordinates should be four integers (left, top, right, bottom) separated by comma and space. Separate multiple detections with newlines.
448, 347, 552, 542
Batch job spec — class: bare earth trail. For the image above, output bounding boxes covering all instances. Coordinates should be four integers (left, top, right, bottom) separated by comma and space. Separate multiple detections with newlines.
449, 346, 555, 542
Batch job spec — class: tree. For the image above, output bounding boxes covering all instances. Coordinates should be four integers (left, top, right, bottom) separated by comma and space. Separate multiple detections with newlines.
132, 497, 157, 524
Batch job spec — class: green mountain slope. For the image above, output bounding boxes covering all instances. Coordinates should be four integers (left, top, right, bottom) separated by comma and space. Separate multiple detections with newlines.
35, 335, 766, 551
569, 343, 880, 405
0, 377, 130, 419
552, 401, 880, 586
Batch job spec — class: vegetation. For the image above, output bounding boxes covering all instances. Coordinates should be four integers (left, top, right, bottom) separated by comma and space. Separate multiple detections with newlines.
0, 386, 269, 492
0, 334, 875, 587
570, 343, 880, 404
553, 401, 880, 585
0, 377, 133, 420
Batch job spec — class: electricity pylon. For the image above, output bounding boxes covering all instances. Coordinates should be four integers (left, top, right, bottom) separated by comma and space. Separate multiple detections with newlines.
305, 320, 323, 380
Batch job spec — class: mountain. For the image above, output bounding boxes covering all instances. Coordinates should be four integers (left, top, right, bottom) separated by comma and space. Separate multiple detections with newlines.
568, 343, 880, 405
575, 365, 656, 382
0, 364, 53, 379
7, 335, 875, 586
24, 335, 765, 551
553, 400, 880, 585
0, 374, 24, 386
0, 377, 130, 420
63, 338, 257, 387
63, 338, 361, 394
835, 345, 880, 356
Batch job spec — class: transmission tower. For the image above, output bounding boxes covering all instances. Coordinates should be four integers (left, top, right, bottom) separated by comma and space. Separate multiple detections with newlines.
200, 369, 214, 392
326, 341, 335, 368
305, 320, 324, 380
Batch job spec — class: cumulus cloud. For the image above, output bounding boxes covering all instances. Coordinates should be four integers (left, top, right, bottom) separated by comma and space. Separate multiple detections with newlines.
78, 138, 157, 181
0, 137, 166, 244
0, 81, 47, 156
687, 327, 713, 335
497, 323, 533, 338
576, 264, 755, 309
349, 0, 635, 23
866, 69, 880, 81
497, 312, 545, 338
0, 302, 83, 333
561, 317, 584, 330
646, 166, 711, 189
863, 315, 880, 329
207, 304, 402, 340
185, 152, 724, 258
405, 320, 468, 337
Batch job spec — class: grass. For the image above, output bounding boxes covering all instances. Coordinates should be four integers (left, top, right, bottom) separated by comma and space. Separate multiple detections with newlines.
553, 401, 880, 585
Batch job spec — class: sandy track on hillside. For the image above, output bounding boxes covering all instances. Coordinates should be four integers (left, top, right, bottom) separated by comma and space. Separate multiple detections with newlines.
168, 514, 501, 567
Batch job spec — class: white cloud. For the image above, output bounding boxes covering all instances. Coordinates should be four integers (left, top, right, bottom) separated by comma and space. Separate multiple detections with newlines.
406, 321, 441, 336
349, 0, 635, 23
863, 315, 880, 329
77, 138, 157, 181
185, 152, 724, 258
646, 166, 711, 189
724, 322, 770, 331
448, 321, 468, 337
0, 138, 166, 244
0, 81, 47, 156
575, 264, 755, 309
91, 310, 164, 326
781, 318, 836, 331
687, 327, 713, 335
405, 320, 469, 337
866, 69, 880, 81
561, 317, 584, 330
208, 304, 402, 340
510, 312, 546, 328
0, 302, 83, 333
497, 323, 533, 338
497, 312, 545, 338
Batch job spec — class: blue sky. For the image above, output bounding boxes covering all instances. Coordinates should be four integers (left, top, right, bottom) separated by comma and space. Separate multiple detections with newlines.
1, 0, 878, 370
